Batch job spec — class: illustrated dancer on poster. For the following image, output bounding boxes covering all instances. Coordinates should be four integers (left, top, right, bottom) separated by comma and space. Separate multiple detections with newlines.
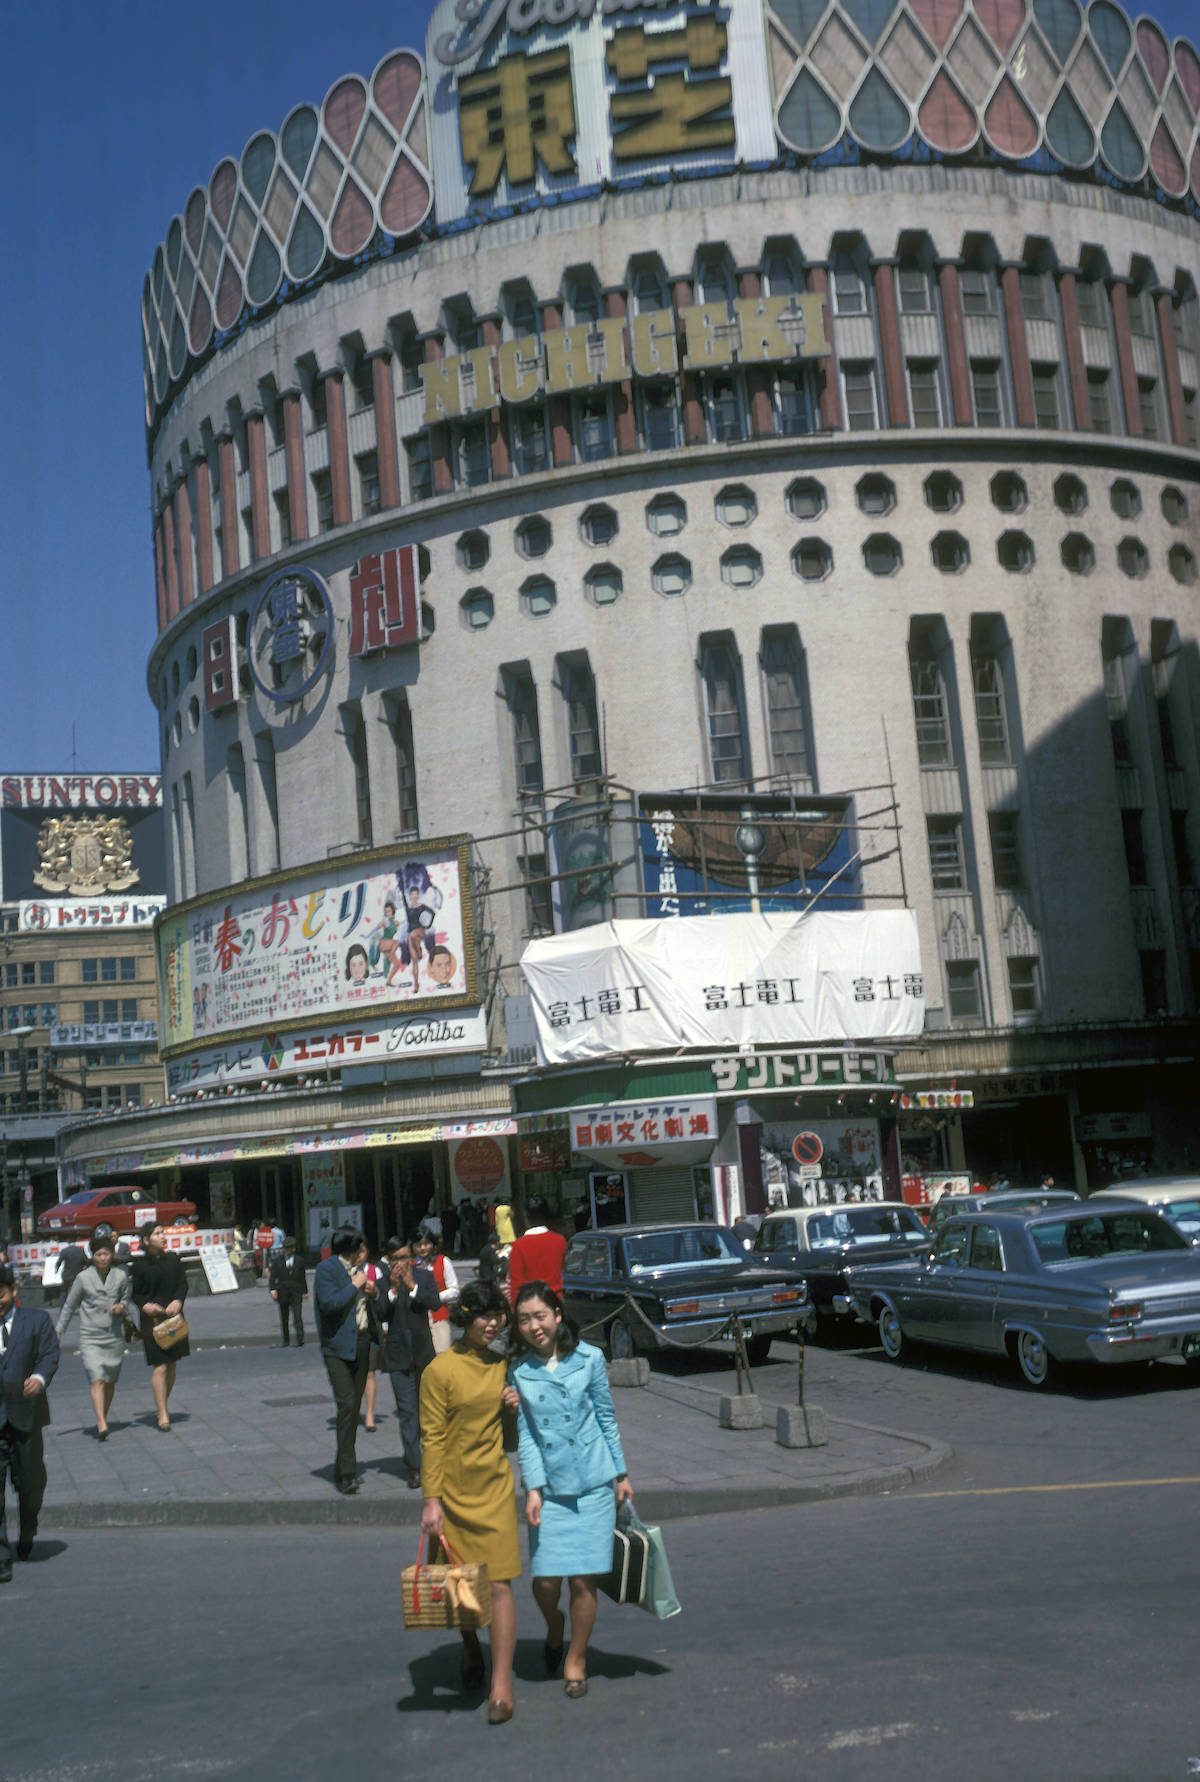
368, 901, 404, 984
398, 863, 441, 994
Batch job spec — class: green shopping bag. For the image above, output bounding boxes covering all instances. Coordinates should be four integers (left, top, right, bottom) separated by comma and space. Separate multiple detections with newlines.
625, 1506, 681, 1620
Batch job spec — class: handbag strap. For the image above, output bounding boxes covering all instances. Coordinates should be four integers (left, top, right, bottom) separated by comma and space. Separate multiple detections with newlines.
410, 1529, 466, 1618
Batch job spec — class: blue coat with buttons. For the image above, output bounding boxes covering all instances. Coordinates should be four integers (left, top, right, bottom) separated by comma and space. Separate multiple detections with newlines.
512, 1341, 627, 1497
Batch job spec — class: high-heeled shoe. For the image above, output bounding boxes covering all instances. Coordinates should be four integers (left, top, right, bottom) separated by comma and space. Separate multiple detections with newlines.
564, 1676, 589, 1699
486, 1699, 514, 1724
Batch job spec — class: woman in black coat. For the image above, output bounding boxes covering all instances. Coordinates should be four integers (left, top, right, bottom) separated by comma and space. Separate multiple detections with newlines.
128, 1222, 189, 1430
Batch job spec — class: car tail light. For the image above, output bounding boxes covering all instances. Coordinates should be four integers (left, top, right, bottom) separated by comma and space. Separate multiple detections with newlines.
1109, 1302, 1143, 1321
772, 1289, 801, 1304
666, 1299, 701, 1316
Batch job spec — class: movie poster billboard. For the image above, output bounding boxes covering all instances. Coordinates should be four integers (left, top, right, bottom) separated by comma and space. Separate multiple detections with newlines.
637, 792, 861, 919
157, 837, 477, 1055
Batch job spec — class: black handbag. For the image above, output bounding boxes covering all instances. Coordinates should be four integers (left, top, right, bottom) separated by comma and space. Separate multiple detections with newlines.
599, 1501, 650, 1607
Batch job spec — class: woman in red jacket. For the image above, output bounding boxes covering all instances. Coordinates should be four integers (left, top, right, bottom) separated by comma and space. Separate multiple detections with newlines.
507, 1200, 568, 1300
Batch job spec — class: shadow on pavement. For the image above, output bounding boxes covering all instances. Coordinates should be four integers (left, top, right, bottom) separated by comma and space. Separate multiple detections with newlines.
23, 1540, 69, 1565
396, 1640, 670, 1714
852, 1340, 1200, 1400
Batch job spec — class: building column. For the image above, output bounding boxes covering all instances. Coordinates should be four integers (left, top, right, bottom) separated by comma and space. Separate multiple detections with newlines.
1057, 272, 1091, 432
482, 317, 511, 481
1155, 289, 1188, 447
807, 266, 842, 430
672, 278, 705, 446
937, 262, 973, 426
605, 289, 639, 454
153, 516, 169, 631
369, 352, 402, 509
194, 456, 215, 590
1108, 280, 1142, 439
217, 434, 240, 577
873, 262, 909, 427
282, 389, 311, 539
161, 492, 180, 619
245, 411, 271, 558
541, 302, 574, 468
423, 335, 455, 494
324, 370, 352, 526
999, 265, 1036, 428
738, 270, 775, 438
173, 477, 195, 608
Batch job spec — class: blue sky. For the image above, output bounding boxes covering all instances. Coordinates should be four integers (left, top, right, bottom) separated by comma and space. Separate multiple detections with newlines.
1, 0, 1196, 776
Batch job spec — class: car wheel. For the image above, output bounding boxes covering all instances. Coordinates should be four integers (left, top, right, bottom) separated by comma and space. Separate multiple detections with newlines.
744, 1334, 772, 1368
607, 1316, 638, 1363
1014, 1329, 1055, 1389
878, 1302, 905, 1361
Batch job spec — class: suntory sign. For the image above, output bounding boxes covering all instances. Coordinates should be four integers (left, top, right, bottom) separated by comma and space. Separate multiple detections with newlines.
422, 295, 830, 422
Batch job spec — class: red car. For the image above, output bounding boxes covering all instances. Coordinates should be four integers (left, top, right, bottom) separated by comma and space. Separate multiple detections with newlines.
37, 1186, 198, 1240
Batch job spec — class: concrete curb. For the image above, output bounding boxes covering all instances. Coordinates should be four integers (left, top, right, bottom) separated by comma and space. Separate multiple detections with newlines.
36, 1415, 952, 1532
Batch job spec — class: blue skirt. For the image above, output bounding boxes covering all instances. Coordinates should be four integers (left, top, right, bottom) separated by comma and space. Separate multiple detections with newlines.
529, 1483, 615, 1578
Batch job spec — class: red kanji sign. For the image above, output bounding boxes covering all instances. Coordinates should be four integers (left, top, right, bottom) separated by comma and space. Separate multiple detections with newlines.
792, 1131, 824, 1166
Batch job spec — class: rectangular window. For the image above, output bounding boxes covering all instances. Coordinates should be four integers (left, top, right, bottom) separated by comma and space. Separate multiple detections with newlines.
1171, 810, 1194, 886
121, 998, 138, 1022
1019, 272, 1048, 320
575, 392, 615, 461
762, 633, 812, 784
898, 264, 931, 313
907, 361, 942, 429
356, 450, 381, 517
832, 256, 867, 316
389, 699, 419, 838
911, 656, 953, 767
1031, 364, 1060, 430
1103, 655, 1133, 765
972, 655, 1010, 764
926, 816, 965, 891
273, 488, 292, 548
456, 421, 490, 487
1075, 278, 1104, 327
946, 960, 983, 1023
1121, 809, 1148, 885
120, 957, 136, 982
701, 640, 749, 785
1007, 956, 1040, 1016
988, 811, 1023, 889
706, 376, 745, 445
125, 1084, 143, 1108
518, 852, 554, 939
960, 268, 993, 315
971, 361, 1003, 428
510, 403, 550, 474
1127, 288, 1153, 337
562, 661, 602, 783
343, 704, 373, 846
842, 362, 879, 431
312, 470, 334, 533
39, 961, 54, 986
81, 959, 99, 984
506, 669, 545, 799
1087, 370, 1111, 434
1185, 390, 1198, 449
398, 332, 423, 394
406, 434, 433, 502
20, 961, 35, 986
1137, 377, 1160, 440
3, 963, 15, 987
1139, 948, 1167, 1016
100, 957, 117, 982
41, 1003, 56, 1026
775, 368, 813, 438
309, 377, 328, 429
82, 1000, 100, 1025
639, 383, 680, 452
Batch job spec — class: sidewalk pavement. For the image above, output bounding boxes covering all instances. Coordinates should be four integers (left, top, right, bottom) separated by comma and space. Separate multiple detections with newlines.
37, 1285, 952, 1530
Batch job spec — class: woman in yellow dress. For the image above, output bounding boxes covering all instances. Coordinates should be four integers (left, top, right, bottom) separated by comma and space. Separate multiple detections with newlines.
420, 1279, 521, 1724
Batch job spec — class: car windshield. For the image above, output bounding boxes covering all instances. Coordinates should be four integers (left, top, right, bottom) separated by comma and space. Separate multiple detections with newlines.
56, 1192, 98, 1206
1148, 1198, 1200, 1240
623, 1228, 744, 1273
1031, 1211, 1188, 1265
806, 1207, 925, 1248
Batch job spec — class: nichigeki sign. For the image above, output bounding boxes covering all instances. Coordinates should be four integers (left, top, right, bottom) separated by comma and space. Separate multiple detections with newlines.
157, 837, 479, 1057
521, 910, 924, 1065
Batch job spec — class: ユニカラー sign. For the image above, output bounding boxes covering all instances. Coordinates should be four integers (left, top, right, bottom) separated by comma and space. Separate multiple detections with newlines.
521, 910, 924, 1065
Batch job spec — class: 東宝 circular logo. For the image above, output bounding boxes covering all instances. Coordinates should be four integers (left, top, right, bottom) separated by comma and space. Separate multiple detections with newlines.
248, 566, 334, 705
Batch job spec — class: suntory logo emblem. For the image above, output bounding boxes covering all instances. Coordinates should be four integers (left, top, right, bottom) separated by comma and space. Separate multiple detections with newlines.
33, 815, 140, 895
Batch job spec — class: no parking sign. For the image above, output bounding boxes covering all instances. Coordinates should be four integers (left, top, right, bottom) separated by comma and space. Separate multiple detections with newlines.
791, 1131, 824, 1167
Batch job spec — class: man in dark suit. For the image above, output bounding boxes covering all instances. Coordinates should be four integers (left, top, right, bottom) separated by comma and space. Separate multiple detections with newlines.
379, 1241, 439, 1489
268, 1236, 308, 1346
0, 1264, 60, 1581
313, 1228, 378, 1496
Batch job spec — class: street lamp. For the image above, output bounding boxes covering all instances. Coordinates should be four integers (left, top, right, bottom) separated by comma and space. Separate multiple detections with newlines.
10, 1025, 34, 1113
734, 812, 766, 916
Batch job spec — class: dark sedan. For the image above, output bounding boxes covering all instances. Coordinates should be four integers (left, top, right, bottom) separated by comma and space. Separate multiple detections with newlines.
925, 1187, 1080, 1234
847, 1205, 1200, 1388
752, 1202, 931, 1334
560, 1222, 814, 1367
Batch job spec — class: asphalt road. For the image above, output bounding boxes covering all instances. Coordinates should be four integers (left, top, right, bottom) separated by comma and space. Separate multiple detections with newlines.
7, 1331, 1197, 1781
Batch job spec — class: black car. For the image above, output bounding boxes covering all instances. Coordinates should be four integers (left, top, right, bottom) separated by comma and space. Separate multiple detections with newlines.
752, 1201, 932, 1334
560, 1222, 815, 1367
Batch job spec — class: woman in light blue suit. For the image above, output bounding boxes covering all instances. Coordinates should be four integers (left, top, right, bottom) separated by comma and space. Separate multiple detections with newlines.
510, 1282, 634, 1698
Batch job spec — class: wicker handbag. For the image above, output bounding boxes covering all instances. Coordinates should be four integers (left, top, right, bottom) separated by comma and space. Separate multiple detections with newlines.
402, 1534, 492, 1632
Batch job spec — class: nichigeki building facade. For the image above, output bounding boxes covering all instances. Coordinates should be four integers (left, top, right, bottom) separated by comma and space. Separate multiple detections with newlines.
56, 0, 1200, 1242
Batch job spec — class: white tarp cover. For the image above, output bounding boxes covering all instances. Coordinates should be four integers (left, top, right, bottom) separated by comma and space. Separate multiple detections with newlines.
521, 911, 924, 1065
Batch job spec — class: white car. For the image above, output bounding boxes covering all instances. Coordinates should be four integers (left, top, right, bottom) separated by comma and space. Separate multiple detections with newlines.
1090, 1178, 1200, 1244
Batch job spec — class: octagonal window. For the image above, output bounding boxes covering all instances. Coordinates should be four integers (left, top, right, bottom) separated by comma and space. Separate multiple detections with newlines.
585, 563, 623, 606
863, 533, 902, 575
1117, 536, 1149, 578
997, 530, 1034, 573
1061, 532, 1094, 574
924, 471, 963, 514
460, 587, 494, 629
580, 503, 618, 547
856, 473, 896, 516
647, 493, 687, 537
787, 477, 826, 520
792, 537, 832, 581
1161, 486, 1188, 526
720, 546, 762, 588
516, 515, 552, 559
520, 574, 556, 616
715, 484, 757, 528
652, 553, 692, 596
456, 529, 490, 571
990, 471, 1028, 514
1054, 473, 1087, 516
1110, 478, 1141, 520
931, 531, 969, 572
1168, 544, 1196, 584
